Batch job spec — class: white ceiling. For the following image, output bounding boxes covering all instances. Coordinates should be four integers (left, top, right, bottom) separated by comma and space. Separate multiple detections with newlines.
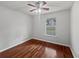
0, 1, 74, 15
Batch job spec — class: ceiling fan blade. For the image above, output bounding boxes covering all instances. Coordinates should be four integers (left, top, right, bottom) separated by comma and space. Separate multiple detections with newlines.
43, 1, 47, 6
30, 9, 36, 12
27, 4, 36, 7
42, 8, 49, 10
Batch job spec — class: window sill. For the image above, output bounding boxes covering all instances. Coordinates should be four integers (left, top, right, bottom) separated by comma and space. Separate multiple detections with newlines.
44, 34, 56, 37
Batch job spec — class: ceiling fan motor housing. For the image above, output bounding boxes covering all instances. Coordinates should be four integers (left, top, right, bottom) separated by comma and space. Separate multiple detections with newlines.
35, 1, 45, 8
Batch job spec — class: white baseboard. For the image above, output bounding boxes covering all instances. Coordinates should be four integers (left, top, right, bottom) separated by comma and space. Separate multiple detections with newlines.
0, 37, 76, 58
0, 38, 31, 52
33, 37, 77, 57
32, 37, 70, 47
69, 46, 77, 58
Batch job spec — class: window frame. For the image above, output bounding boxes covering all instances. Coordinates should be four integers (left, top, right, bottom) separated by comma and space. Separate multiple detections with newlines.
45, 18, 56, 37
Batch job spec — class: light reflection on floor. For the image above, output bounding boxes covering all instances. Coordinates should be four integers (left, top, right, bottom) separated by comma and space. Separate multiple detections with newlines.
42, 47, 57, 58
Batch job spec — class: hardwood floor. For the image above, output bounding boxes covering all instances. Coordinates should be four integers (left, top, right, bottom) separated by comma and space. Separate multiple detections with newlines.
0, 39, 73, 58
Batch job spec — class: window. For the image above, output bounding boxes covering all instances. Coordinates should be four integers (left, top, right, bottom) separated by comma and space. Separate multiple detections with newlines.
46, 18, 56, 36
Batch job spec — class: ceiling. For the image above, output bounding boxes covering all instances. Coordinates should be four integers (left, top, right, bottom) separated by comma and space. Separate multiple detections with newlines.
0, 1, 74, 15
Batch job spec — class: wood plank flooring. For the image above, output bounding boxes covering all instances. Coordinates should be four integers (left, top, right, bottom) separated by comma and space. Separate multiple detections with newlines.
0, 39, 73, 58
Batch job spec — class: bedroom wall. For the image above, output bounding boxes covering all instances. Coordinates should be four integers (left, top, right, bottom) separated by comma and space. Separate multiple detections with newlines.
71, 1, 79, 57
32, 9, 71, 46
0, 6, 32, 51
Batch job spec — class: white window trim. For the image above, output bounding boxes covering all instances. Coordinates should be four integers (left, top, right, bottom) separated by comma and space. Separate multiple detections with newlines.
45, 22, 56, 37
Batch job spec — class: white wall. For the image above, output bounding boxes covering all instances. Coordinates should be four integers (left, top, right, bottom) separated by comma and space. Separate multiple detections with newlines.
0, 6, 32, 51
71, 2, 79, 57
32, 9, 71, 46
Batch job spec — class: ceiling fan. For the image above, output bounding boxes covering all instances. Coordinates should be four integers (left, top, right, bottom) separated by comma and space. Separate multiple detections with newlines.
27, 1, 49, 12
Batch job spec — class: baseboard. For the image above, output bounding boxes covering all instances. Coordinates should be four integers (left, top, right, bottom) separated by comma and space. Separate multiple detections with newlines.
32, 37, 70, 47
0, 38, 31, 52
69, 46, 77, 58
0, 37, 75, 57
32, 38, 76, 57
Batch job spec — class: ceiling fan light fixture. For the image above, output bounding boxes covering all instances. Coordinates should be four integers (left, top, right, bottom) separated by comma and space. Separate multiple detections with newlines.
27, 1, 49, 13
35, 9, 41, 14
